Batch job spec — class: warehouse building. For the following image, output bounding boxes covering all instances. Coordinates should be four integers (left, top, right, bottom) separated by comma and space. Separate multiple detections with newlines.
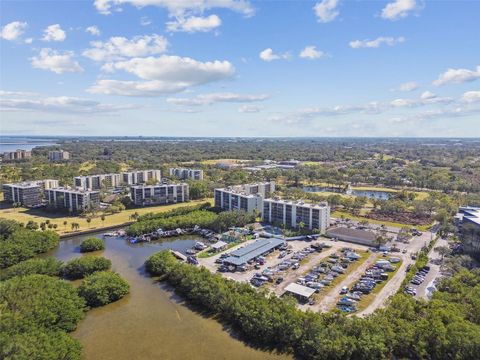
223, 238, 285, 266
130, 183, 189, 206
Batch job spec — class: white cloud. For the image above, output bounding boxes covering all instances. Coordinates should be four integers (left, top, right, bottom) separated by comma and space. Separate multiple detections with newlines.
433, 65, 480, 86
167, 92, 269, 106
420, 91, 436, 100
259, 48, 290, 62
86, 25, 101, 36
381, 0, 419, 20
42, 24, 66, 42
83, 34, 168, 61
31, 48, 83, 74
238, 104, 262, 113
299, 46, 326, 60
167, 14, 221, 33
88, 55, 235, 96
140, 16, 152, 26
1, 21, 27, 41
396, 81, 418, 92
94, 0, 254, 17
24, 38, 33, 44
349, 36, 405, 49
390, 98, 416, 107
461, 91, 480, 103
313, 0, 340, 23
0, 94, 136, 114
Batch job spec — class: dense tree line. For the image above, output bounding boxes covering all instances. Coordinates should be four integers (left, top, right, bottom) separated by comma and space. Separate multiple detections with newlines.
127, 208, 255, 236
78, 271, 130, 307
80, 237, 105, 253
145, 251, 480, 360
62, 256, 111, 280
0, 219, 59, 268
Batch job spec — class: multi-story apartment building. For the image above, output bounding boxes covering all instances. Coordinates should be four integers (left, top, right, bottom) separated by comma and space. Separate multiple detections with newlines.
74, 173, 122, 191
2, 182, 42, 207
48, 150, 70, 161
45, 187, 100, 213
169, 168, 204, 181
214, 182, 276, 214
262, 198, 331, 233
456, 206, 480, 256
122, 169, 161, 185
130, 183, 189, 206
3, 150, 32, 161
214, 188, 263, 214
2, 179, 60, 207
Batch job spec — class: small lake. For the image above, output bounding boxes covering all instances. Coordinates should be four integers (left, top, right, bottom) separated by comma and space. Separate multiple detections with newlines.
303, 186, 394, 200
45, 232, 290, 360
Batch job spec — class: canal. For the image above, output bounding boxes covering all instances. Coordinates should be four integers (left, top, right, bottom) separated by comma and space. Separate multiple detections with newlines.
46, 232, 291, 360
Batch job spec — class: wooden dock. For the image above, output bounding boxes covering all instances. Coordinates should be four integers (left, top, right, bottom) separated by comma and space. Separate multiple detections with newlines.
170, 250, 187, 262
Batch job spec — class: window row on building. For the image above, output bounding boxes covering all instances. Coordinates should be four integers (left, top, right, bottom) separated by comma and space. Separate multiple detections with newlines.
74, 169, 162, 191
130, 183, 189, 206
45, 188, 100, 213
169, 168, 204, 181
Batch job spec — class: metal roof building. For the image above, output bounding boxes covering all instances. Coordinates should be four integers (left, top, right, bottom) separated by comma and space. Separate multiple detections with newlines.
284, 283, 316, 299
326, 227, 377, 246
223, 238, 285, 266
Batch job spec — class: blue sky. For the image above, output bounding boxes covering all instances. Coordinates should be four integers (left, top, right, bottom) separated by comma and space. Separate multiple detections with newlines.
1, 0, 479, 137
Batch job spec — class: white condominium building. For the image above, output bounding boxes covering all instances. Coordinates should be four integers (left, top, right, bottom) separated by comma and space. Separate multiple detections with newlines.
130, 183, 189, 206
169, 168, 204, 181
262, 198, 330, 233
45, 187, 100, 213
122, 169, 161, 185
48, 150, 70, 161
214, 182, 275, 214
74, 173, 122, 191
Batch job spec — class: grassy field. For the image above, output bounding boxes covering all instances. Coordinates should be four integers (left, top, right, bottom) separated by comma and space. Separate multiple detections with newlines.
354, 259, 403, 312
0, 198, 213, 235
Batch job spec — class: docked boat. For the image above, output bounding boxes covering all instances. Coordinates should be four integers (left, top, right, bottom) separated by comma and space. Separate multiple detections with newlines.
186, 249, 197, 255
194, 241, 207, 250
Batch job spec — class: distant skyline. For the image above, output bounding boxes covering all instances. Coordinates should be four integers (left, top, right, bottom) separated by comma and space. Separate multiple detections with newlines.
1, 0, 479, 137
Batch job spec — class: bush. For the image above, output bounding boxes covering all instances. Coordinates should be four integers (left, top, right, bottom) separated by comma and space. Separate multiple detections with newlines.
78, 271, 130, 307
62, 256, 111, 280
0, 257, 63, 281
0, 219, 59, 268
80, 237, 105, 253
0, 274, 86, 332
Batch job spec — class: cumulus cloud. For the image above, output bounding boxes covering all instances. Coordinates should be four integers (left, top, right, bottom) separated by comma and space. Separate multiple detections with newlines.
420, 91, 435, 100
461, 91, 480, 103
433, 65, 480, 86
167, 92, 269, 106
86, 25, 101, 36
1, 21, 27, 41
42, 24, 66, 42
259, 48, 290, 62
167, 14, 221, 33
313, 0, 340, 23
83, 34, 168, 61
299, 46, 326, 59
31, 48, 83, 74
349, 36, 405, 49
88, 55, 235, 96
94, 0, 254, 17
395, 81, 418, 92
380, 0, 419, 20
0, 93, 137, 114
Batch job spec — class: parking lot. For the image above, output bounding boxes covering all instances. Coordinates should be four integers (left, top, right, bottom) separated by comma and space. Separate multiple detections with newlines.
197, 224, 439, 316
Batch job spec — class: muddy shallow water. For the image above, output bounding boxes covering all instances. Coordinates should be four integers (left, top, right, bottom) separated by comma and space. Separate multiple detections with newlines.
46, 233, 291, 360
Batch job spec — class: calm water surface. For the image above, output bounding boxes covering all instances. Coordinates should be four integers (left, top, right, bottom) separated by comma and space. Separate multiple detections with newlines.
47, 233, 291, 360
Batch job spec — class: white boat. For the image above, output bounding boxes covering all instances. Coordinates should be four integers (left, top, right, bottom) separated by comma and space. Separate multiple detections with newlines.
194, 241, 207, 250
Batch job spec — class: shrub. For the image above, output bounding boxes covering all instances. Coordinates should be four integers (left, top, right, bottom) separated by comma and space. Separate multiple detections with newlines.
0, 219, 59, 268
0, 274, 86, 332
0, 257, 63, 281
62, 256, 111, 280
80, 237, 105, 253
78, 271, 130, 307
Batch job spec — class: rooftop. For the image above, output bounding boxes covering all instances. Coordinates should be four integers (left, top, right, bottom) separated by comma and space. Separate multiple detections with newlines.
284, 283, 316, 298
458, 206, 480, 226
4, 181, 41, 188
47, 187, 99, 195
326, 227, 377, 242
223, 238, 285, 266
264, 198, 329, 209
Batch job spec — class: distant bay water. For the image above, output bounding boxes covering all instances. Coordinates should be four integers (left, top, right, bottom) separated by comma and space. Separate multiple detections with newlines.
0, 136, 58, 152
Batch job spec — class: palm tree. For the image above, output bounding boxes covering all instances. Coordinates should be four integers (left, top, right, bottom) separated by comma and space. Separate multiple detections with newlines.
101, 215, 105, 226
86, 217, 92, 228
63, 220, 68, 230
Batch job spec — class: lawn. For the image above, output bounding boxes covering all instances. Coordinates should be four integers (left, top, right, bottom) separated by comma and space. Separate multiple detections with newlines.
354, 259, 403, 312
0, 198, 213, 236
